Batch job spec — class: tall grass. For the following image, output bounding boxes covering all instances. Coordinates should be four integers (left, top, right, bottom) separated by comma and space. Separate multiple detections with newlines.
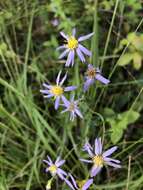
0, 0, 143, 190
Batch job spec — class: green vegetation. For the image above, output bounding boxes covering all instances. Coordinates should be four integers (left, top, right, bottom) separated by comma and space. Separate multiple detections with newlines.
0, 0, 143, 190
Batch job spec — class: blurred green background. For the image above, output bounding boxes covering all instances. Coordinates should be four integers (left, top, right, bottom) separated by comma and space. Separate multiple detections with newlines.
0, 0, 143, 189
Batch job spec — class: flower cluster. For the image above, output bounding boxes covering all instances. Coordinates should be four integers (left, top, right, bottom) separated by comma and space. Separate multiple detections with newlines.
41, 28, 120, 190
40, 28, 110, 121
43, 137, 121, 190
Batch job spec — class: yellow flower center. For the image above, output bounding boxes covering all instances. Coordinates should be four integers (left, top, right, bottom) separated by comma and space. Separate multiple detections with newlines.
48, 164, 57, 174
67, 36, 78, 49
77, 180, 87, 190
92, 155, 103, 167
50, 86, 63, 97
87, 68, 96, 79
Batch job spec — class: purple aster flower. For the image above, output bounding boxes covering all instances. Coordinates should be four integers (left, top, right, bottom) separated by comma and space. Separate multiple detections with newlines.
80, 138, 121, 177
40, 71, 77, 110
51, 18, 59, 27
61, 95, 83, 121
57, 28, 94, 67
64, 173, 93, 190
43, 155, 67, 180
84, 64, 110, 92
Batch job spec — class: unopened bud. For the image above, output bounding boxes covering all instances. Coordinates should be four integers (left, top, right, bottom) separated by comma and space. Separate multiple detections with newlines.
46, 179, 52, 190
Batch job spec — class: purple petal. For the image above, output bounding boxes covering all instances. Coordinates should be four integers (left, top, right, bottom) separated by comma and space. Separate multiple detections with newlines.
57, 172, 65, 180
83, 142, 93, 151
75, 108, 83, 119
55, 96, 60, 110
43, 159, 51, 166
56, 71, 62, 85
57, 168, 67, 176
64, 86, 77, 92
40, 89, 50, 94
62, 96, 70, 108
85, 148, 94, 158
76, 47, 85, 62
95, 138, 100, 155
78, 44, 91, 56
78, 32, 94, 42
60, 72, 67, 85
60, 31, 69, 40
43, 83, 52, 89
51, 19, 59, 26
71, 50, 75, 66
84, 78, 94, 92
56, 159, 65, 167
61, 108, 69, 114
56, 45, 66, 50
70, 112, 75, 121
98, 138, 102, 154
105, 161, 121, 168
72, 28, 76, 37
61, 95, 69, 105
103, 146, 118, 158
82, 142, 94, 157
55, 156, 61, 164
45, 168, 49, 172
88, 64, 94, 70
69, 174, 78, 189
47, 156, 53, 164
82, 179, 93, 190
43, 94, 54, 98
64, 178, 75, 190
95, 74, 110, 84
94, 138, 102, 155
59, 49, 69, 59
103, 157, 121, 164
79, 158, 92, 163
65, 50, 74, 67
90, 165, 102, 177
61, 96, 70, 107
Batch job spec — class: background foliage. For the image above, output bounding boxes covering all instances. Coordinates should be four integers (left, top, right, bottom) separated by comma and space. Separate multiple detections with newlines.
0, 0, 143, 190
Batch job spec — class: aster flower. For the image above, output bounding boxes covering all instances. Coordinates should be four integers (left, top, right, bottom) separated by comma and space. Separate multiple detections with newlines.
64, 173, 93, 190
61, 95, 83, 121
58, 28, 94, 67
40, 71, 77, 110
51, 18, 59, 27
84, 64, 110, 92
43, 155, 67, 180
80, 138, 121, 177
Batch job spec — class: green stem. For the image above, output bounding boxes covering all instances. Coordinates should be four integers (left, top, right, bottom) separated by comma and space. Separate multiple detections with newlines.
100, 0, 120, 70
75, 62, 79, 86
91, 0, 99, 67
23, 8, 35, 94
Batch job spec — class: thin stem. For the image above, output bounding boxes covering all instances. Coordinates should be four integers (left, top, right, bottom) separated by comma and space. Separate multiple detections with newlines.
23, 9, 35, 94
91, 0, 99, 67
126, 155, 131, 190
100, 0, 120, 70
75, 62, 80, 86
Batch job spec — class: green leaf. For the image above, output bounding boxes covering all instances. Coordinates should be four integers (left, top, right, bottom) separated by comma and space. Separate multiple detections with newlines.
121, 110, 140, 125
133, 52, 142, 70
103, 108, 115, 118
118, 53, 133, 66
111, 124, 124, 144
107, 110, 140, 144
